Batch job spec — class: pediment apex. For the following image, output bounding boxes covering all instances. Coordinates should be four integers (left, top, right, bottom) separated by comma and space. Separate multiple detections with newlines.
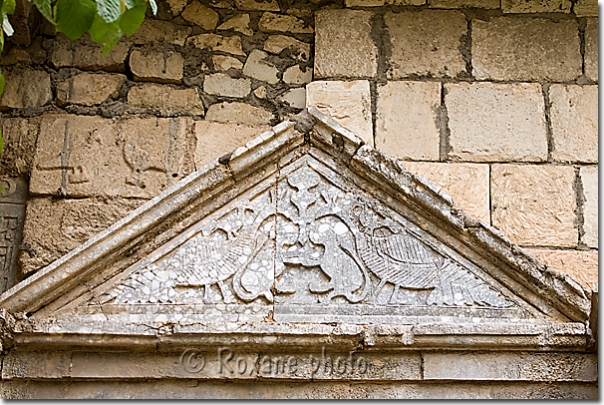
0, 109, 592, 327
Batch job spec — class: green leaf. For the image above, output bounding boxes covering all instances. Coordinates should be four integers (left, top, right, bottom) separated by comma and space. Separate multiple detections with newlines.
33, 0, 55, 24
0, 30, 4, 54
55, 0, 96, 40
0, 73, 5, 98
2, 13, 13, 36
97, 0, 122, 23
1, 0, 14, 15
148, 0, 156, 15
119, 0, 145, 35
89, 13, 122, 54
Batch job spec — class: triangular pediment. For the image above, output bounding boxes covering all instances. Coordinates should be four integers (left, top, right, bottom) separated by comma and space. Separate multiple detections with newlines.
0, 109, 592, 345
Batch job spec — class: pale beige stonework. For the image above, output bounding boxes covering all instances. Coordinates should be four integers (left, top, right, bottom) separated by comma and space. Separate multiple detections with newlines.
549, 85, 598, 163
1, 116, 41, 177
315, 10, 378, 78
165, 0, 187, 15
345, 0, 426, 6
385, 10, 467, 79
528, 249, 598, 289
194, 121, 270, 168
130, 49, 184, 84
375, 81, 441, 161
584, 19, 598, 82
243, 50, 280, 84
428, 0, 499, 8
0, 68, 51, 109
181, 1, 219, 30
472, 18, 581, 82
283, 65, 312, 85
445, 82, 548, 162
280, 87, 306, 109
491, 165, 577, 248
187, 34, 245, 56
130, 20, 192, 46
258, 13, 313, 33
205, 102, 275, 125
128, 84, 205, 116
403, 162, 490, 223
264, 35, 311, 61
203, 73, 251, 98
306, 80, 373, 145
212, 55, 244, 71
235, 0, 280, 11
580, 166, 598, 248
574, 0, 598, 16
50, 35, 131, 71
217, 14, 253, 36
501, 0, 571, 13
56, 73, 126, 106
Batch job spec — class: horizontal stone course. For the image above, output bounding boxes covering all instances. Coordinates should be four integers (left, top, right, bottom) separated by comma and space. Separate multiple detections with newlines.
0, 68, 51, 109
50, 35, 131, 71
56, 73, 126, 106
128, 84, 205, 116
130, 49, 184, 84
501, 0, 572, 13
203, 73, 251, 98
205, 102, 275, 126
528, 248, 598, 289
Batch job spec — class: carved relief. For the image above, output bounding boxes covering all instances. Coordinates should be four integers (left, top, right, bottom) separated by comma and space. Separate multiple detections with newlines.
0, 177, 27, 293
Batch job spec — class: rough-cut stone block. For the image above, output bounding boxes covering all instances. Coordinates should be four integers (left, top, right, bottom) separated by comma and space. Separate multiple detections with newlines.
549, 85, 598, 163
306, 80, 373, 145
206, 102, 274, 125
472, 18, 581, 82
258, 12, 313, 33
235, 0, 279, 10
218, 14, 253, 36
264, 35, 311, 61
280, 87, 306, 109
187, 34, 245, 56
402, 162, 490, 223
501, 0, 571, 13
491, 165, 577, 247
194, 121, 270, 168
376, 81, 441, 161
345, 0, 426, 5
50, 35, 130, 71
203, 73, 251, 98
0, 117, 40, 177
130, 49, 184, 84
243, 50, 280, 84
584, 19, 598, 82
0, 68, 51, 109
181, 1, 219, 30
580, 166, 598, 248
315, 10, 377, 78
283, 65, 312, 84
429, 0, 499, 8
0, 38, 46, 66
166, 0, 187, 15
213, 55, 244, 71
445, 82, 547, 162
19, 197, 145, 276
130, 20, 191, 46
128, 84, 205, 116
56, 73, 126, 106
574, 0, 598, 16
528, 249, 598, 289
385, 10, 467, 79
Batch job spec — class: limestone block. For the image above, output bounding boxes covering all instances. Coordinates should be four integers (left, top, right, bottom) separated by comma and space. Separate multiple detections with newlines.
254, 86, 267, 99
243, 50, 280, 84
385, 10, 467, 79
584, 19, 598, 82
306, 80, 373, 145
130, 20, 192, 46
376, 81, 441, 161
203, 73, 251, 98
263, 35, 311, 61
580, 166, 598, 248
166, 0, 187, 15
50, 35, 131, 71
528, 249, 598, 289
206, 102, 275, 125
574, 0, 598, 16
501, 0, 571, 13
19, 197, 145, 275
235, 0, 280, 10
194, 121, 270, 168
315, 10, 377, 78
445, 82, 548, 162
213, 55, 244, 71
283, 65, 312, 84
0, 68, 51, 109
402, 162, 489, 223
187, 34, 245, 56
56, 73, 126, 106
428, 0, 499, 8
0, 38, 47, 66
258, 12, 313, 33
130, 49, 184, 84
472, 18, 581, 82
0, 117, 40, 177
128, 84, 205, 116
280, 87, 306, 109
218, 14, 253, 36
181, 1, 220, 30
345, 0, 426, 5
491, 164, 577, 247
549, 85, 598, 163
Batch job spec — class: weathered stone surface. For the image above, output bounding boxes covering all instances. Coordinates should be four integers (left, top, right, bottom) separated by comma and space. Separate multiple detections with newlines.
0, 117, 40, 177
218, 14, 253, 36
130, 49, 184, 84
258, 12, 313, 33
385, 10, 467, 79
130, 20, 192, 46
206, 102, 274, 125
346, 0, 426, 5
187, 34, 245, 56
584, 19, 597, 82
501, 0, 571, 12
315, 10, 377, 78
574, 0, 598, 16
50, 35, 131, 71
19, 197, 146, 276
491, 165, 577, 247
0, 176, 27, 292
445, 82, 548, 162
243, 50, 280, 84
529, 249, 598, 289
128, 84, 205, 116
235, 0, 280, 10
306, 80, 373, 145
580, 166, 598, 248
472, 18, 581, 82
280, 87, 306, 109
402, 162, 490, 223
56, 73, 126, 106
429, 0, 499, 8
203, 73, 251, 98
166, 0, 187, 15
0, 38, 46, 66
254, 85, 267, 99
283, 65, 312, 84
181, 1, 220, 30
213, 55, 244, 71
264, 35, 311, 61
375, 81, 441, 161
0, 68, 51, 109
194, 121, 270, 168
549, 85, 598, 163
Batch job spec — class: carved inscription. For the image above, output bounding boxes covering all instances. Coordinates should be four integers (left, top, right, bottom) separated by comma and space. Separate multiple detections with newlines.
0, 178, 27, 293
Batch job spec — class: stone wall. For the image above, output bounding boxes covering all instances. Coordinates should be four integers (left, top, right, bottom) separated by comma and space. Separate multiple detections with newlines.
0, 0, 597, 289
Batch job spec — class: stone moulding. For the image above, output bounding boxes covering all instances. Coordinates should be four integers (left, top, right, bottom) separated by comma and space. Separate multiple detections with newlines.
0, 108, 597, 399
